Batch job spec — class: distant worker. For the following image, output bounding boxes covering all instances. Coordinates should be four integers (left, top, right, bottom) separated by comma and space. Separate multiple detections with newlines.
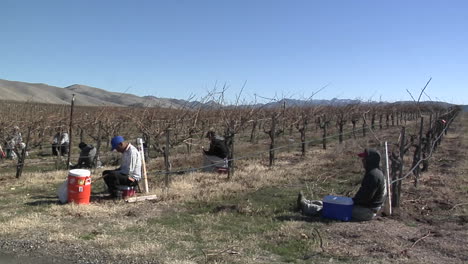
297, 148, 386, 221
6, 126, 23, 159
0, 145, 5, 160
202, 130, 228, 172
103, 136, 141, 199
70, 142, 97, 169
52, 127, 69, 156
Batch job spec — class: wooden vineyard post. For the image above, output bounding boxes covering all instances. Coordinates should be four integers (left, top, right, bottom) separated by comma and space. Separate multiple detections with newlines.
227, 121, 235, 180
269, 115, 277, 166
392, 126, 405, 207
379, 114, 383, 130
38, 128, 44, 150
362, 113, 367, 138
322, 122, 327, 150
352, 119, 357, 139
80, 127, 84, 143
429, 114, 433, 130
250, 119, 258, 144
94, 121, 102, 169
371, 112, 376, 130
66, 94, 75, 170
319, 116, 328, 150
228, 133, 234, 179
281, 101, 286, 138
16, 127, 31, 178
299, 117, 307, 157
413, 116, 424, 187
164, 128, 171, 188
386, 113, 389, 128
337, 111, 345, 144
434, 118, 444, 150
444, 116, 449, 135
422, 114, 433, 172
142, 132, 150, 161
338, 122, 344, 144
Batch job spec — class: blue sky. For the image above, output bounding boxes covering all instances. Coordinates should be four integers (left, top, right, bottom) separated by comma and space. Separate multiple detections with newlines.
1, 0, 467, 104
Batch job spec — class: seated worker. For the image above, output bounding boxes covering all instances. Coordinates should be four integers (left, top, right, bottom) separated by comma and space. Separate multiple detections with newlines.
103, 136, 141, 199
52, 128, 69, 156
71, 142, 97, 169
297, 148, 386, 221
202, 130, 228, 172
6, 126, 23, 160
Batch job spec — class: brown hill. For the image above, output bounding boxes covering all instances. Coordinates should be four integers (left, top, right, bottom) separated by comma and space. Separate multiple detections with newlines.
0, 79, 114, 106
64, 84, 178, 108
0, 79, 183, 108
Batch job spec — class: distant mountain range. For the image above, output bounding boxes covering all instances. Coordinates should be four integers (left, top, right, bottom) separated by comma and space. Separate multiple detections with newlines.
0, 78, 357, 108
260, 98, 362, 108
0, 79, 191, 108
0, 78, 463, 110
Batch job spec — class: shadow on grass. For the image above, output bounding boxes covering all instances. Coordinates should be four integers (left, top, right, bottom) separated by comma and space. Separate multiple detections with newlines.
90, 194, 115, 203
275, 213, 335, 223
26, 193, 117, 206
26, 195, 60, 206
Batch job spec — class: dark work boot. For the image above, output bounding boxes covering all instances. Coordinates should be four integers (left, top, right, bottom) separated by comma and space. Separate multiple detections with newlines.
297, 191, 304, 212
112, 190, 123, 200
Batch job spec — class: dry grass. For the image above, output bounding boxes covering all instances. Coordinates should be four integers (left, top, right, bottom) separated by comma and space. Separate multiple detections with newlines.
0, 115, 466, 263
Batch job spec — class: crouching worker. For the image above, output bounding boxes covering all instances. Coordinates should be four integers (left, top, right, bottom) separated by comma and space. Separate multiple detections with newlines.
103, 136, 141, 199
71, 142, 97, 169
297, 148, 386, 221
202, 130, 228, 172
352, 148, 386, 221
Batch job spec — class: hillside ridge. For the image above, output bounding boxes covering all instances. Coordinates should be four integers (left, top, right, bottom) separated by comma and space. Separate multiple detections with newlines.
1, 78, 462, 109
0, 79, 183, 108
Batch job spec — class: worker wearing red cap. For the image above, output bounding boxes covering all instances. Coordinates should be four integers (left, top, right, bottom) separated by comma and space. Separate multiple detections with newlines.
297, 148, 386, 221
352, 148, 386, 220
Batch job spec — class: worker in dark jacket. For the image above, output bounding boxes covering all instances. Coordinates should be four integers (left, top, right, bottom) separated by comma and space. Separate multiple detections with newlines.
202, 130, 228, 172
71, 142, 97, 169
352, 148, 386, 221
297, 148, 386, 221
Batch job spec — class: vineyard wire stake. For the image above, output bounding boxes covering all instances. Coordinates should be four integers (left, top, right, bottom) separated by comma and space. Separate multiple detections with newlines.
138, 138, 149, 193
383, 141, 392, 215
66, 94, 75, 170
164, 128, 171, 188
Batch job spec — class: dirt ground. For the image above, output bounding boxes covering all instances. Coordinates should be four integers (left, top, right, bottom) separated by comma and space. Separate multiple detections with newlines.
0, 112, 466, 264
322, 113, 468, 263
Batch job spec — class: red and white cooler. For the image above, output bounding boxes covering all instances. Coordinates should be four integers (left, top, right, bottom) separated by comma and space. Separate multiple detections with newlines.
67, 169, 92, 204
